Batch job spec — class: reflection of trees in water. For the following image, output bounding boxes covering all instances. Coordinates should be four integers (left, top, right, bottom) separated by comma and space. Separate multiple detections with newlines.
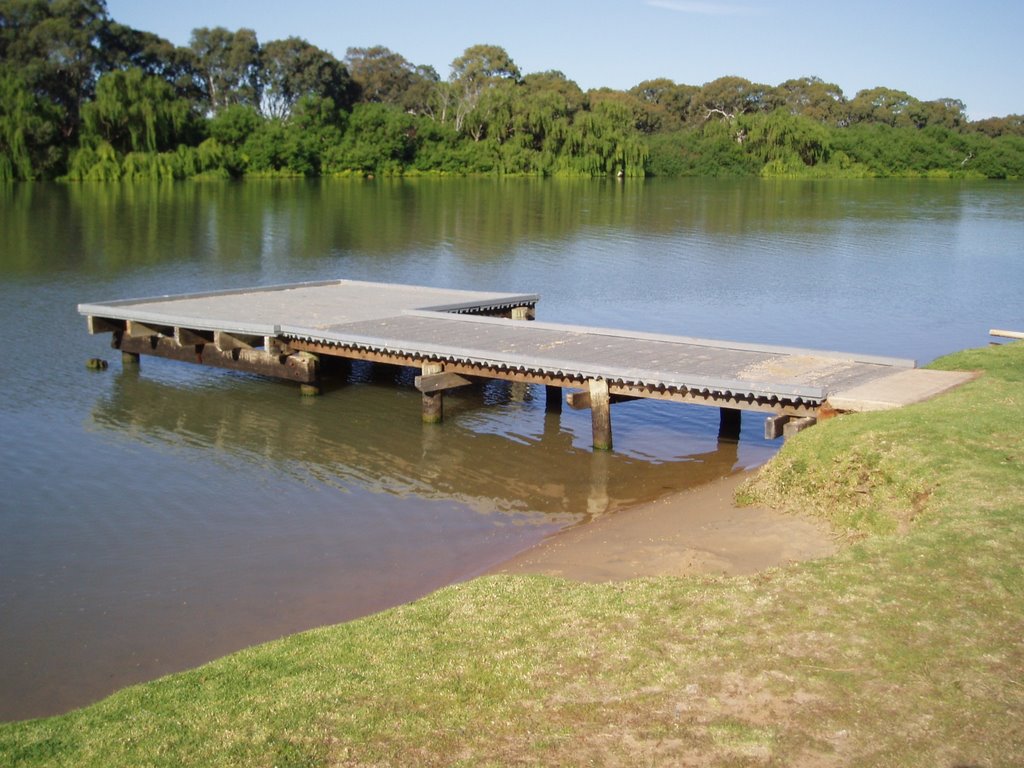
92, 363, 742, 521
3, 178, 968, 279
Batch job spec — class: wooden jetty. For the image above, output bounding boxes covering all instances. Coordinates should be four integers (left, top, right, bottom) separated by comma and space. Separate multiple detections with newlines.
79, 279, 974, 450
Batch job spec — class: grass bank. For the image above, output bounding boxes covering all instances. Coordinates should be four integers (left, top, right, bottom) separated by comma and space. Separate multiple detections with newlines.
2, 343, 1021, 767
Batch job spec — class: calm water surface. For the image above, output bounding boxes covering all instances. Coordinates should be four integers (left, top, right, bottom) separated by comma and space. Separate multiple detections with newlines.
1, 178, 1021, 720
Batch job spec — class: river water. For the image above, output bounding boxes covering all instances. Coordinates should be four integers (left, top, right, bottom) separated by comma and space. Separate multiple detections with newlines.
1, 178, 1020, 720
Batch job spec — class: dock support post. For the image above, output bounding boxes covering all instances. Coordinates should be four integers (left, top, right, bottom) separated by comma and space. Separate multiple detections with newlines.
421, 362, 444, 424
297, 352, 321, 396
589, 378, 613, 451
121, 350, 140, 367
764, 414, 790, 440
718, 407, 741, 442
545, 385, 562, 414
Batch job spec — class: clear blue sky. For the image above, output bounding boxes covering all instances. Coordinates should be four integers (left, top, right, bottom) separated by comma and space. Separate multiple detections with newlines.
105, 0, 1022, 120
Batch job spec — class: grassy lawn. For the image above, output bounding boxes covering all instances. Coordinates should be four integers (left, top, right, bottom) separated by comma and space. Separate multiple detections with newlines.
2, 342, 1021, 767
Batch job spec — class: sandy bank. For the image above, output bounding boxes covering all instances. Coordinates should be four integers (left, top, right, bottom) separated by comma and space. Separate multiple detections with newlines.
492, 471, 838, 582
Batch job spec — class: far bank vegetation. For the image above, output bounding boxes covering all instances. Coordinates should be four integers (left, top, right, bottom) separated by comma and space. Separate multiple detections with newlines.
2, 1, 1023, 182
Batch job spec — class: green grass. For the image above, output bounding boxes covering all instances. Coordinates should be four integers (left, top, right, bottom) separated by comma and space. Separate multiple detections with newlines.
3, 343, 1022, 767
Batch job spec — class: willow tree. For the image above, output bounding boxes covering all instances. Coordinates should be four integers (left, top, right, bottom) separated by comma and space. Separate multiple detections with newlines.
0, 67, 60, 180
742, 109, 832, 169
80, 67, 198, 153
560, 100, 648, 177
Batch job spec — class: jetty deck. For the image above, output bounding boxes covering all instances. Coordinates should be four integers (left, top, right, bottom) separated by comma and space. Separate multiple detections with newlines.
80, 279, 974, 449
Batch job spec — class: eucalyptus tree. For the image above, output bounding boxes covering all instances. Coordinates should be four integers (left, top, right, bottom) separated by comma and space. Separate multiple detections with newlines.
846, 86, 920, 128
401, 63, 441, 116
0, 0, 110, 140
969, 114, 1024, 138
344, 46, 439, 116
189, 26, 260, 114
918, 98, 967, 130
776, 76, 846, 125
691, 76, 777, 122
99, 23, 193, 90
448, 44, 520, 133
628, 78, 698, 130
345, 45, 412, 104
260, 36, 355, 119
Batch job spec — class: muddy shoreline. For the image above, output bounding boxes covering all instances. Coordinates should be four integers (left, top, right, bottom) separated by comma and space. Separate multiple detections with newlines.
490, 471, 838, 582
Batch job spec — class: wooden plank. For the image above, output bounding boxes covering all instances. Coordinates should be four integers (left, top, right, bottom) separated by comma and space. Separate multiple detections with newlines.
175, 327, 214, 346
566, 389, 591, 410
126, 320, 169, 338
567, 390, 641, 410
990, 329, 1024, 340
214, 330, 260, 352
265, 336, 291, 355
87, 316, 125, 335
414, 371, 473, 394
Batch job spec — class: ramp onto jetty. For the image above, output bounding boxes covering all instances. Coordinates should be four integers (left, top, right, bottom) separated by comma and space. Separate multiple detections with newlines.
80, 279, 974, 449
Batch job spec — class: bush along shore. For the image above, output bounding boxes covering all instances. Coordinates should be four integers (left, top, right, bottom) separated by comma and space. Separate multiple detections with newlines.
1, 341, 1021, 767
3, 4, 1024, 182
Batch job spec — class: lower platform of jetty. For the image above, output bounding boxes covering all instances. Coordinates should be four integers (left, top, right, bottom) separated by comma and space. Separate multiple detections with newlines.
79, 279, 974, 450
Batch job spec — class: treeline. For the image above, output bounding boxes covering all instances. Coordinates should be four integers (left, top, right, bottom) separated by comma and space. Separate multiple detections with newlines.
2, 1, 1023, 182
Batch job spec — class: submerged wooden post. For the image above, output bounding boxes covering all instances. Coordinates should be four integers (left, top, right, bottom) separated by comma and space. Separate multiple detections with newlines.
588, 378, 612, 451
588, 449, 610, 516
112, 329, 141, 367
421, 362, 444, 423
718, 407, 741, 442
297, 352, 321, 396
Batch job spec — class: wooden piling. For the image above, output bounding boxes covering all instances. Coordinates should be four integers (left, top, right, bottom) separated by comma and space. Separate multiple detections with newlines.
421, 362, 445, 423
588, 378, 613, 451
764, 413, 790, 440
